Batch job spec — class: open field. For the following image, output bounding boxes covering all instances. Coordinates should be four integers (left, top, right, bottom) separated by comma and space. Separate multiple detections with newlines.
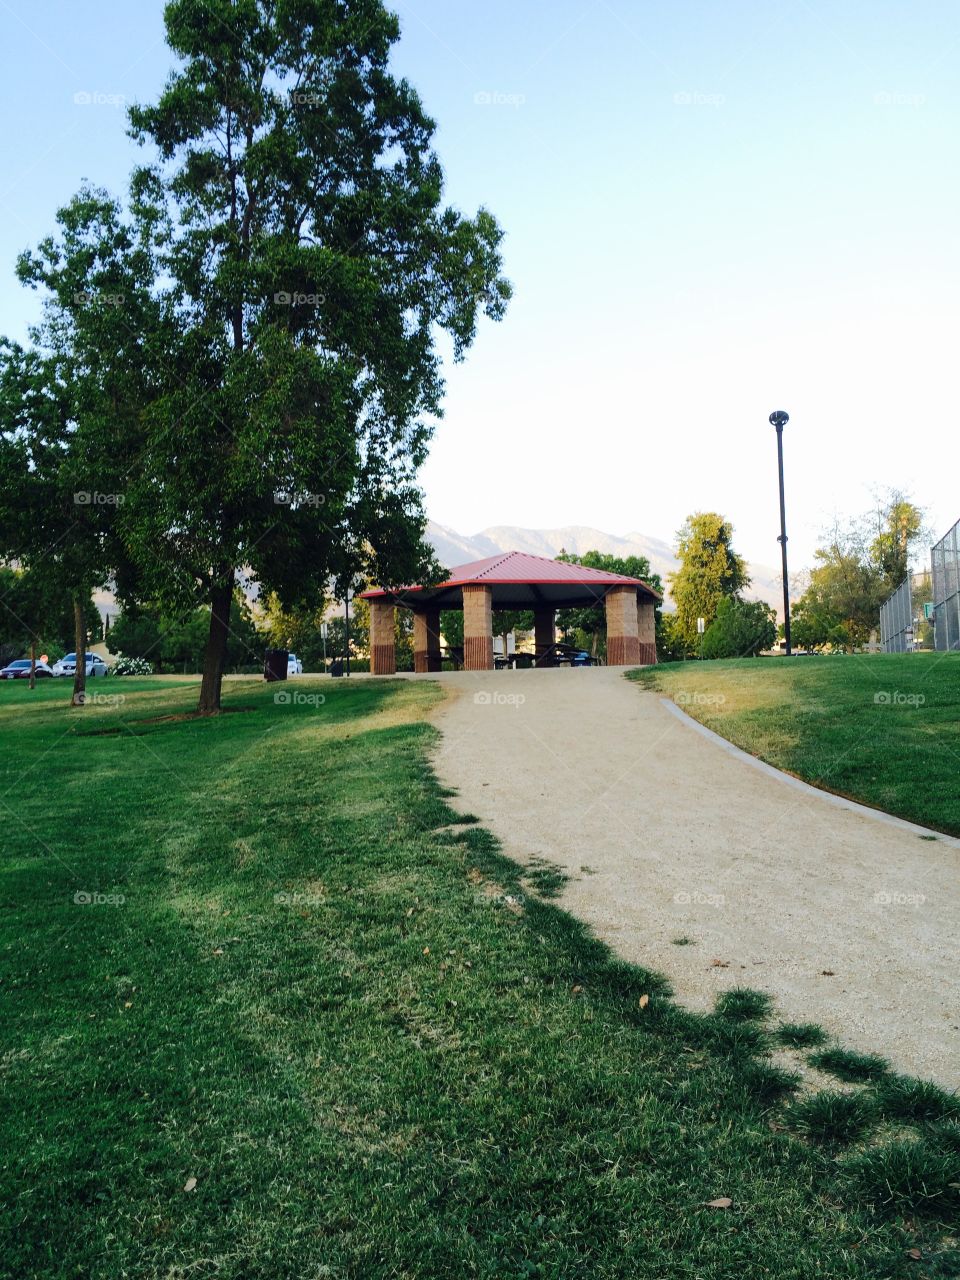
632, 652, 960, 837
1, 676, 958, 1278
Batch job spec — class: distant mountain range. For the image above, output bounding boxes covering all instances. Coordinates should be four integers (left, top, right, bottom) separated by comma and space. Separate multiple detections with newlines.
425, 521, 784, 612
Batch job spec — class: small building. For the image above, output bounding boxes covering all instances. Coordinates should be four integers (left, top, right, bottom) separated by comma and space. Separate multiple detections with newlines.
359, 551, 660, 673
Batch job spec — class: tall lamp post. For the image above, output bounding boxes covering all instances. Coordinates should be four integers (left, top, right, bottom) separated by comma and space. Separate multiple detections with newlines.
769, 410, 792, 655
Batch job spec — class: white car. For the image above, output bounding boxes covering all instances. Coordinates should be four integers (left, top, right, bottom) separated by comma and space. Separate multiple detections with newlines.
287, 653, 303, 676
53, 652, 109, 678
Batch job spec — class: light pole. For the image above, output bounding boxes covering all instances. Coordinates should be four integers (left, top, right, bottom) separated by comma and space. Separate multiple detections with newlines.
769, 410, 792, 655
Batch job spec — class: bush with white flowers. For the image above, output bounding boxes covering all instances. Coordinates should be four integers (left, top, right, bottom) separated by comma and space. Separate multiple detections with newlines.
110, 656, 154, 676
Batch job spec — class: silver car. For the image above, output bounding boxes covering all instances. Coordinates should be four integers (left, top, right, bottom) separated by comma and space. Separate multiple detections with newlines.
53, 652, 109, 678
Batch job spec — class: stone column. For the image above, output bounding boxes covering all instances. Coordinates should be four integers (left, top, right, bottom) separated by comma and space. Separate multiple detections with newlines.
369, 598, 396, 675
534, 606, 556, 665
637, 596, 657, 665
413, 607, 442, 673
605, 586, 640, 666
462, 585, 494, 671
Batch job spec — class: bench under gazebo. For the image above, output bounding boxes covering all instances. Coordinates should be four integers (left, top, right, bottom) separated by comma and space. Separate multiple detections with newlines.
359, 551, 660, 674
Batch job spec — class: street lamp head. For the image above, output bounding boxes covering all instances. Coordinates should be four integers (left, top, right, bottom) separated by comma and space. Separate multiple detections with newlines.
769, 410, 789, 429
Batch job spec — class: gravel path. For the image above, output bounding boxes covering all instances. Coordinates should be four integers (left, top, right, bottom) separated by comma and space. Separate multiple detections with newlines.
429, 667, 960, 1086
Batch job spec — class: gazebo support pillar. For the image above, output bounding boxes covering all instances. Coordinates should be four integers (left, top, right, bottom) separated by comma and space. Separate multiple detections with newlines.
637, 596, 657, 665
534, 606, 556, 665
369, 599, 396, 675
413, 608, 442, 673
605, 587, 641, 666
463, 585, 494, 671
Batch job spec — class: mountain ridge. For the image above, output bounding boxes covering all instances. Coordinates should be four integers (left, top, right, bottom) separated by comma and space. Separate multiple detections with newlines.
425, 521, 783, 611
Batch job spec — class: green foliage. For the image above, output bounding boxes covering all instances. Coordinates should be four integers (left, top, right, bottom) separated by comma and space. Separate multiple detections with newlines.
701, 596, 777, 659
4, 2, 510, 711
555, 550, 663, 657
875, 1075, 960, 1125
810, 1047, 890, 1084
841, 1138, 960, 1217
110, 597, 264, 673
110, 656, 154, 676
667, 513, 749, 653
776, 1022, 828, 1050
714, 987, 772, 1022
0, 567, 100, 666
784, 1091, 878, 1146
791, 491, 926, 651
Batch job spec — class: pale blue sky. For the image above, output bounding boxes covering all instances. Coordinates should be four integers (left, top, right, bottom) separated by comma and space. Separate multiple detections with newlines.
1, 0, 956, 570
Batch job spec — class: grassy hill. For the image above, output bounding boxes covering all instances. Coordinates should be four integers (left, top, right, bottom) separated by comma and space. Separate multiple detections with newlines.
0, 675, 957, 1278
632, 652, 960, 837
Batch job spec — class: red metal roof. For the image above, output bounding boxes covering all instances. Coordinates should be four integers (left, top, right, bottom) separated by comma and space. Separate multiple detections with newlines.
360, 551, 661, 601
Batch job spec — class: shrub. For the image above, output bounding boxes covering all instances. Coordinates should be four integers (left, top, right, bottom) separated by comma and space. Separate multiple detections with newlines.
110, 656, 154, 676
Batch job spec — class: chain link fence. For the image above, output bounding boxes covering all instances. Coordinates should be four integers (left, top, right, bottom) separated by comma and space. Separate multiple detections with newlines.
879, 575, 913, 652
931, 518, 960, 651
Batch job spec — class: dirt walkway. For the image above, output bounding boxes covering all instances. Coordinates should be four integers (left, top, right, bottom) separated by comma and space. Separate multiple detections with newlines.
429, 667, 960, 1086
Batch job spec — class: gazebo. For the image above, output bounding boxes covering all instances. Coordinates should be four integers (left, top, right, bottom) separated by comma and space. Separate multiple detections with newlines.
359, 551, 660, 674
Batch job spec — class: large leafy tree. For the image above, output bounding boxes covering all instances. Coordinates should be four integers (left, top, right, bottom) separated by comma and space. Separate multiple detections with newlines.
700, 597, 776, 659
791, 494, 926, 652
556, 551, 662, 657
1, 188, 164, 704
122, 0, 510, 712
667, 513, 748, 654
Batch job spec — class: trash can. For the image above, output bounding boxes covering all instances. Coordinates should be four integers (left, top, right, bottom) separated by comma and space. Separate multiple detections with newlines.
330, 659, 344, 678
264, 648, 288, 682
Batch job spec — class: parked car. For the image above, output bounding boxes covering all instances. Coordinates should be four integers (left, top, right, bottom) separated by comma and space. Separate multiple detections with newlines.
53, 652, 109, 678
1, 659, 54, 680
287, 653, 303, 676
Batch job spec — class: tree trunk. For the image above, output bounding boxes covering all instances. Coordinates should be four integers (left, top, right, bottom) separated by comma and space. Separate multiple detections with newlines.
28, 639, 36, 691
72, 597, 86, 706
197, 572, 234, 715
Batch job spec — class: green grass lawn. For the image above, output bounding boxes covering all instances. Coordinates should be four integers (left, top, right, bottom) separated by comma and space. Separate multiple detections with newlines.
632, 651, 960, 837
1, 675, 957, 1278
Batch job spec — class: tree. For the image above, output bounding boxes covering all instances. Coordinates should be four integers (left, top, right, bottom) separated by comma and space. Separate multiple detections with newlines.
111, 597, 263, 673
667, 514, 748, 655
869, 490, 926, 592
790, 493, 925, 652
1, 186, 162, 705
700, 597, 776, 659
0, 567, 98, 687
555, 551, 663, 658
118, 0, 510, 713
